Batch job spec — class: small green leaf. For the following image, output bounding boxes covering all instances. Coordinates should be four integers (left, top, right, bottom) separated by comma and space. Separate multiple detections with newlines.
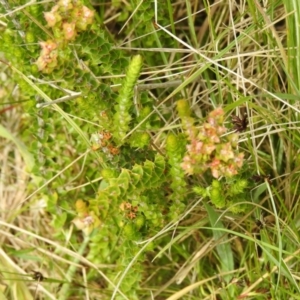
51, 212, 67, 229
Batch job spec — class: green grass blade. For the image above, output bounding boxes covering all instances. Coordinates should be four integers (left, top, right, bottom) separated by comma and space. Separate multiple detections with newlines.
204, 202, 234, 284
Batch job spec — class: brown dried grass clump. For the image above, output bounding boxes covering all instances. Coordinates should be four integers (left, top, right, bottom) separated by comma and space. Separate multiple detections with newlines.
0, 64, 54, 299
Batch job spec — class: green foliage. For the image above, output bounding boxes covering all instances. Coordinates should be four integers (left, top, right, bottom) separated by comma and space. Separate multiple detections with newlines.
113, 55, 143, 144
82, 154, 168, 296
210, 180, 225, 209
166, 133, 188, 217
194, 177, 249, 213
3, 1, 298, 299
95, 154, 166, 222
177, 99, 192, 118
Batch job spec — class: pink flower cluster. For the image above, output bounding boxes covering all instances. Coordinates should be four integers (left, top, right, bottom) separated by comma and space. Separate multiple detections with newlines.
44, 0, 95, 40
37, 1, 94, 73
36, 40, 58, 73
181, 108, 244, 178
